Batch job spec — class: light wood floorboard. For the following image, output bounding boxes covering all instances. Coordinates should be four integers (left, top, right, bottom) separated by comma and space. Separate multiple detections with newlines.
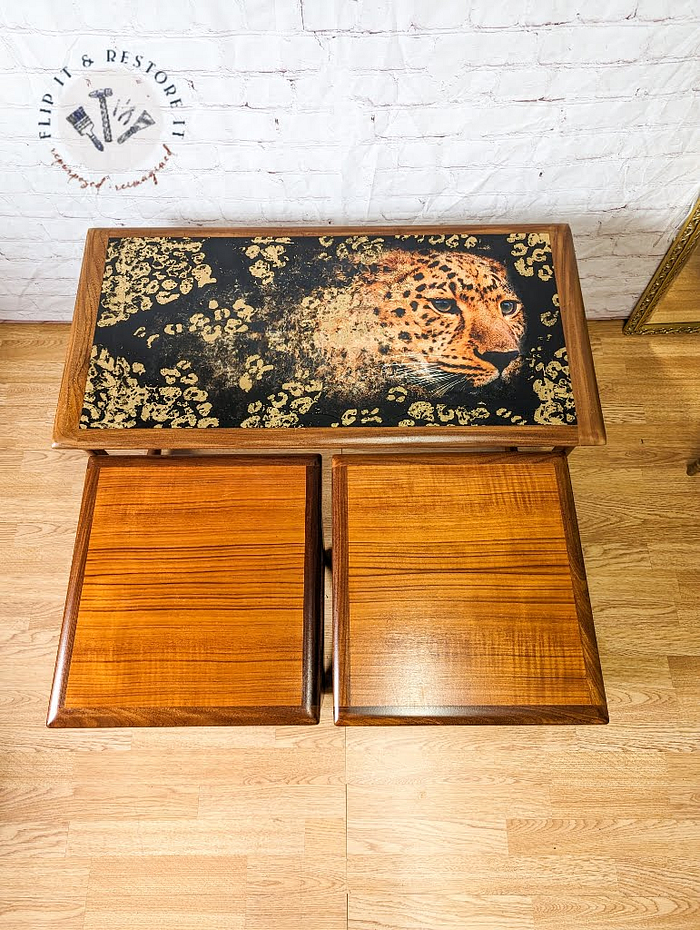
0, 321, 698, 929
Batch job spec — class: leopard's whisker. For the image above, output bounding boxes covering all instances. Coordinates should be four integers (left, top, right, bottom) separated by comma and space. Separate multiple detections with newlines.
432, 373, 466, 396
383, 352, 470, 390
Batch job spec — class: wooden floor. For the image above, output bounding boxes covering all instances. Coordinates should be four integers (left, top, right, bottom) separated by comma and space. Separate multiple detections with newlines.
1, 321, 698, 930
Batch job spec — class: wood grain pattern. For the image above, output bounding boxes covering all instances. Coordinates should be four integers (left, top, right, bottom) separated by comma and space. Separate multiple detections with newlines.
47, 454, 323, 726
348, 892, 533, 930
555, 225, 606, 446
333, 451, 607, 725
52, 224, 604, 451
2, 320, 699, 930
53, 229, 109, 451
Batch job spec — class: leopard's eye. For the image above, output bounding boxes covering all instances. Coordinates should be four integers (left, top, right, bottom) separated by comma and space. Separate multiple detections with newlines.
430, 298, 458, 314
500, 300, 520, 318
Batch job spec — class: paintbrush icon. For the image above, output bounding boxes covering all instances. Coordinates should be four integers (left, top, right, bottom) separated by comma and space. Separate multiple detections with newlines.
65, 106, 104, 151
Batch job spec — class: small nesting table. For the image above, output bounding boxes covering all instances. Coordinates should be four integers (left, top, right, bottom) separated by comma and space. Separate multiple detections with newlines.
48, 455, 323, 726
50, 224, 607, 727
333, 451, 606, 725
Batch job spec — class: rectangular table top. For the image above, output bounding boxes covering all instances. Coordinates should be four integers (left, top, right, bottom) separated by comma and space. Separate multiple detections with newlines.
333, 451, 608, 725
54, 225, 605, 450
47, 454, 323, 727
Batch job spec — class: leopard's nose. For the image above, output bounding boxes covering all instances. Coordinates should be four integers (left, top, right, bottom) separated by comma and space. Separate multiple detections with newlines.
481, 350, 519, 373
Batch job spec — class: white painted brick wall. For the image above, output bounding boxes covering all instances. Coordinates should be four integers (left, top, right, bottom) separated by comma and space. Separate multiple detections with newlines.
1, 0, 699, 321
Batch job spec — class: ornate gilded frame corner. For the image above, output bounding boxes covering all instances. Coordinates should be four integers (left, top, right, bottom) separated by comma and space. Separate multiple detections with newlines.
624, 195, 700, 335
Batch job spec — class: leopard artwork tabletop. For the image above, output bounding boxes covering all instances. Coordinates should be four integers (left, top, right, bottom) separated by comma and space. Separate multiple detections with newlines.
54, 225, 605, 450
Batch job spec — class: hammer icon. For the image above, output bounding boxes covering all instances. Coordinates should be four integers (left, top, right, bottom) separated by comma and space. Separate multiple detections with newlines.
88, 88, 113, 143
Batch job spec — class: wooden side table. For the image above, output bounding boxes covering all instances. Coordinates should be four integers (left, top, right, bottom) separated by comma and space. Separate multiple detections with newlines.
333, 452, 607, 725
47, 455, 323, 727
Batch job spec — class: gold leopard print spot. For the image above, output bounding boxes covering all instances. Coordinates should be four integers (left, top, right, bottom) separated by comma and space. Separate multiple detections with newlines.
309, 249, 526, 394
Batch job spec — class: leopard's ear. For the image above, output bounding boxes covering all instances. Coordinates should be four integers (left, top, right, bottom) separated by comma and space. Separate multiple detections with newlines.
348, 248, 410, 271
376, 249, 414, 272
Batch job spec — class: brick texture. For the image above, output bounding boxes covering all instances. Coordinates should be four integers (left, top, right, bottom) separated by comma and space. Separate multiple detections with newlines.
1, 1, 699, 321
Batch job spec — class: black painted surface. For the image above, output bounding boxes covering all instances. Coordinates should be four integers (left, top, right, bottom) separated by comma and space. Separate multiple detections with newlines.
80, 232, 575, 431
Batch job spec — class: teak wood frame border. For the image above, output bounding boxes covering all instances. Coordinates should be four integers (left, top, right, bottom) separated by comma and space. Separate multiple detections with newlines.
53, 224, 605, 451
332, 451, 608, 726
624, 194, 700, 335
47, 454, 323, 727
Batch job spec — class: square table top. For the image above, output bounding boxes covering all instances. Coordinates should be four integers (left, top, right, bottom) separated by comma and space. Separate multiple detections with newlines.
54, 225, 605, 450
333, 451, 608, 725
47, 454, 323, 727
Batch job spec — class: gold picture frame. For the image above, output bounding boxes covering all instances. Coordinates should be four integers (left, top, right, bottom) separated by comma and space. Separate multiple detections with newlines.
624, 195, 700, 335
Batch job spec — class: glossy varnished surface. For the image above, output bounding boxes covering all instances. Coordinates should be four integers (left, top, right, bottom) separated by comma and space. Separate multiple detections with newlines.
1, 321, 699, 929
334, 452, 607, 725
48, 455, 323, 726
53, 224, 605, 450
